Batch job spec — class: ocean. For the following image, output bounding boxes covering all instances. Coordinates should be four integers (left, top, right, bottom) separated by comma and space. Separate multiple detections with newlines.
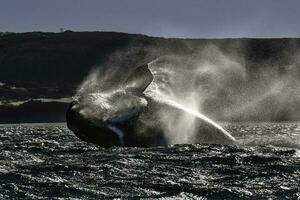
0, 123, 299, 199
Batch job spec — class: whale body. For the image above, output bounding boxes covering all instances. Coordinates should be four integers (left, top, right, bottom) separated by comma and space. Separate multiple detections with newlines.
66, 62, 236, 147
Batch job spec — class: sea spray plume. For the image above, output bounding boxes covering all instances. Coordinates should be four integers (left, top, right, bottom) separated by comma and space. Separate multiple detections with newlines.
154, 92, 236, 143
144, 54, 238, 144
152, 43, 300, 122
145, 46, 246, 142
76, 47, 150, 98
75, 44, 248, 124
221, 55, 300, 121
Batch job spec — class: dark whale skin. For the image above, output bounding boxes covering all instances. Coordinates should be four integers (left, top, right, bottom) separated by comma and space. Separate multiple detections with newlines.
66, 97, 235, 147
66, 64, 168, 147
66, 101, 167, 147
66, 101, 121, 147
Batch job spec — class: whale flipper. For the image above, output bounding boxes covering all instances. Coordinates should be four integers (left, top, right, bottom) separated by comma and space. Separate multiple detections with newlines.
125, 64, 154, 94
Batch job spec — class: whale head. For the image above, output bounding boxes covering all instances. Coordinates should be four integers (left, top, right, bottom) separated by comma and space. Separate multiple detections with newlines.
66, 64, 154, 147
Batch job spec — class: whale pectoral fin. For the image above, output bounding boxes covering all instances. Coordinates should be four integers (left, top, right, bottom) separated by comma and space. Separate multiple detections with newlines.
125, 64, 154, 94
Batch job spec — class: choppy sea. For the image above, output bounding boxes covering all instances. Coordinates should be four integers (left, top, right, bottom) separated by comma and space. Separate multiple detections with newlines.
0, 123, 299, 199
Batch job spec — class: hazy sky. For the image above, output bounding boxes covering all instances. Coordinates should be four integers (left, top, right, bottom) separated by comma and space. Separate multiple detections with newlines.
1, 0, 300, 38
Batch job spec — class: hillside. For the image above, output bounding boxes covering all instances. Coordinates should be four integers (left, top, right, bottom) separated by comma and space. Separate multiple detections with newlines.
0, 31, 299, 122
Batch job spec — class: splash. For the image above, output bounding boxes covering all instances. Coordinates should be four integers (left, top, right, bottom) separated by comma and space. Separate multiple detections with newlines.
158, 92, 236, 142
146, 88, 236, 144
144, 56, 236, 144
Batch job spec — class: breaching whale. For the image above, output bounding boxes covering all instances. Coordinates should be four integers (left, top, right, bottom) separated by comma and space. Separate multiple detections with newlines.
66, 60, 236, 147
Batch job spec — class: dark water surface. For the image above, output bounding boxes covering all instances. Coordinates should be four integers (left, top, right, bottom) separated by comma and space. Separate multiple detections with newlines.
0, 123, 299, 199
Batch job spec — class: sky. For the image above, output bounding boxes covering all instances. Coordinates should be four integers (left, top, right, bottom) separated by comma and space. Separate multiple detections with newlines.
1, 0, 300, 38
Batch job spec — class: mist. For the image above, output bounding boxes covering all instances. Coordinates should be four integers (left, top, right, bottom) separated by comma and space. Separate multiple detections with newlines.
73, 41, 300, 144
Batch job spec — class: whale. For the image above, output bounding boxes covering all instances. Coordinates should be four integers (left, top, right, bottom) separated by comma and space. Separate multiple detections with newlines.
66, 61, 236, 147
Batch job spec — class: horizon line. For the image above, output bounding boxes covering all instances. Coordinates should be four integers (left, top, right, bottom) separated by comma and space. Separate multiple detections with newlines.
1, 30, 300, 40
